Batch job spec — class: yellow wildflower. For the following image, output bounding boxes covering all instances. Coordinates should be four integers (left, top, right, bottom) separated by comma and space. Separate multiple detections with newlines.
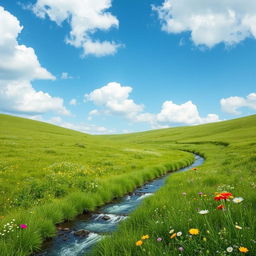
239, 247, 248, 253
136, 240, 143, 246
189, 228, 200, 235
141, 235, 149, 240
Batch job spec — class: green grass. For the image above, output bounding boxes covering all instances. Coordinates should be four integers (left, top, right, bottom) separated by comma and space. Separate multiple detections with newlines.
91, 115, 256, 256
0, 114, 193, 255
0, 114, 255, 255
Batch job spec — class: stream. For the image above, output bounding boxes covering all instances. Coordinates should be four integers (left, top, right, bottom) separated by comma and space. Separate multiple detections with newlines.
35, 154, 204, 256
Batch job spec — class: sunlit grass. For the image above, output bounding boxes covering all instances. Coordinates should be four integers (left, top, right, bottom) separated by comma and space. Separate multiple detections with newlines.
0, 114, 255, 255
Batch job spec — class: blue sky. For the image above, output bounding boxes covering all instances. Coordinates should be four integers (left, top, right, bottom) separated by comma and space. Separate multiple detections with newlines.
0, 0, 255, 134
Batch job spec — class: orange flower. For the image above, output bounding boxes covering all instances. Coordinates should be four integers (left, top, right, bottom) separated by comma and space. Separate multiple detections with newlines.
217, 204, 224, 210
170, 233, 177, 239
192, 168, 198, 171
136, 240, 143, 246
239, 247, 249, 253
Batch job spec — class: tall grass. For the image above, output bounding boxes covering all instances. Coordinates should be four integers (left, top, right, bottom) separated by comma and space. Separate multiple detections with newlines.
92, 122, 256, 255
0, 114, 256, 255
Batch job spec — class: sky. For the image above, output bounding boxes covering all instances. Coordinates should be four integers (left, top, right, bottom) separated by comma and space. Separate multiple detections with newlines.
0, 0, 255, 134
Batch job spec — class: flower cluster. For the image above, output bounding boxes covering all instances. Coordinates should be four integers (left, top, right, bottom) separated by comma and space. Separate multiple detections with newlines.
136, 234, 150, 246
0, 219, 27, 237
134, 189, 250, 254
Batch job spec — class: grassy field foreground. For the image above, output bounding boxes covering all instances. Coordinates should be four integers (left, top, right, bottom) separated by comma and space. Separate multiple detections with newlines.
0, 114, 193, 256
92, 115, 256, 255
0, 114, 255, 255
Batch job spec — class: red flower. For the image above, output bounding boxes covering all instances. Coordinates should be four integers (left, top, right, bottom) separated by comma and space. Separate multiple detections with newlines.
217, 204, 224, 210
214, 192, 233, 201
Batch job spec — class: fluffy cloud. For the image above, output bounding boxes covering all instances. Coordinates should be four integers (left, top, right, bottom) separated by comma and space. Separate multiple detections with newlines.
85, 82, 220, 127
0, 6, 69, 115
85, 82, 144, 118
153, 0, 256, 48
31, 0, 121, 56
156, 101, 220, 125
220, 93, 256, 115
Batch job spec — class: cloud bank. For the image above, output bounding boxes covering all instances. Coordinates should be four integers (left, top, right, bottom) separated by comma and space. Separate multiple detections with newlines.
153, 0, 256, 48
0, 6, 69, 115
221, 93, 256, 115
85, 82, 220, 128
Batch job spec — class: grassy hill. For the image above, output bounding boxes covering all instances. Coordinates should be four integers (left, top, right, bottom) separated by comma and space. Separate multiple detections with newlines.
0, 114, 255, 255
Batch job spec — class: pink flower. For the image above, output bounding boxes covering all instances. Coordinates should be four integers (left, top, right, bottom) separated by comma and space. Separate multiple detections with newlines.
157, 237, 162, 242
178, 247, 184, 252
20, 224, 27, 229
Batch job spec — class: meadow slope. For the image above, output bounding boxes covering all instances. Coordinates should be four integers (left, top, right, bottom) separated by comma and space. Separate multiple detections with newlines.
0, 114, 255, 255
92, 115, 256, 256
0, 114, 193, 256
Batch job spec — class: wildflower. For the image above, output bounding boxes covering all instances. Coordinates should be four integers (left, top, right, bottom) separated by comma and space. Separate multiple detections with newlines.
141, 235, 149, 240
170, 233, 177, 239
217, 204, 224, 210
189, 228, 200, 235
233, 197, 244, 204
198, 210, 209, 215
198, 192, 203, 196
169, 229, 175, 234
136, 240, 143, 246
178, 247, 184, 252
157, 237, 162, 242
214, 192, 233, 201
177, 231, 182, 237
235, 225, 242, 230
226, 247, 233, 253
203, 237, 207, 242
239, 247, 248, 253
182, 192, 187, 196
192, 168, 198, 171
20, 224, 27, 229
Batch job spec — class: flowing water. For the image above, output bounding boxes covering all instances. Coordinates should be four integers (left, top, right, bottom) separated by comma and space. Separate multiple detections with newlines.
35, 154, 204, 256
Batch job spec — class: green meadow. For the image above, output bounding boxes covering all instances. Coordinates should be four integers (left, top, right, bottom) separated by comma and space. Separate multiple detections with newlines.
0, 113, 256, 255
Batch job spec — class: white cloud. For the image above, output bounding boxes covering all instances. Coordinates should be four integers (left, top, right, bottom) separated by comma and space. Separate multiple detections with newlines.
85, 82, 144, 118
31, 0, 122, 57
156, 100, 220, 125
153, 0, 256, 48
61, 72, 72, 79
0, 6, 69, 115
69, 98, 77, 105
220, 93, 256, 115
85, 82, 220, 127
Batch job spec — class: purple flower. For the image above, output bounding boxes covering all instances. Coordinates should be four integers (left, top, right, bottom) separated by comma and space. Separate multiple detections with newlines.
198, 192, 203, 196
178, 247, 184, 252
157, 237, 162, 242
